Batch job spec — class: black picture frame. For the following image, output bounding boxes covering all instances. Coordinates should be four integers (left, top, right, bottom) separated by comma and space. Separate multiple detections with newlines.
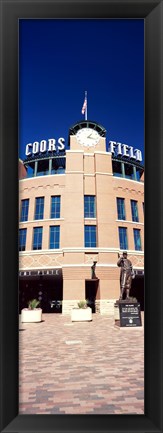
0, 0, 163, 432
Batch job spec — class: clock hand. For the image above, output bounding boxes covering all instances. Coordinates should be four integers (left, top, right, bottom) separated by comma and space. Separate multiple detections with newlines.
87, 134, 93, 138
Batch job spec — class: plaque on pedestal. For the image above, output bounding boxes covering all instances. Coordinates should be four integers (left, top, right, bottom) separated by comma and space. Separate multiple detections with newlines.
119, 301, 142, 327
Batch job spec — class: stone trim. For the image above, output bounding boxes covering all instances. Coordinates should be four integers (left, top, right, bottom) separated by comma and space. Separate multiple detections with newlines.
99, 299, 116, 315
62, 299, 116, 316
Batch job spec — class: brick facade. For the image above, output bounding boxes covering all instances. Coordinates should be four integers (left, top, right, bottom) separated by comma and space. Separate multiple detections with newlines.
19, 130, 144, 314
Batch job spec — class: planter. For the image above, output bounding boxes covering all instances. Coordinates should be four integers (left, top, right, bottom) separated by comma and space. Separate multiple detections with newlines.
21, 308, 42, 323
71, 307, 92, 322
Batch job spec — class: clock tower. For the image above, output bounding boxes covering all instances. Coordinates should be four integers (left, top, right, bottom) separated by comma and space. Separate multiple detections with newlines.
68, 120, 106, 152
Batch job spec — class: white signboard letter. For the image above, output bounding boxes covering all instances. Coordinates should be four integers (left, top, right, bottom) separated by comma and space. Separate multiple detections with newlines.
135, 149, 142, 162
25, 143, 32, 156
58, 137, 65, 150
122, 144, 129, 157
33, 142, 39, 154
48, 139, 56, 151
40, 140, 47, 153
109, 141, 117, 153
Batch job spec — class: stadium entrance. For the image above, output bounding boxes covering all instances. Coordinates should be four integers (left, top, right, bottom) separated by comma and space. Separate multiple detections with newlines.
130, 273, 144, 311
19, 269, 63, 313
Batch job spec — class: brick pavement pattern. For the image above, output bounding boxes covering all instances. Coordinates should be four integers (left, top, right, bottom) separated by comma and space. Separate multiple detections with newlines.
19, 314, 144, 414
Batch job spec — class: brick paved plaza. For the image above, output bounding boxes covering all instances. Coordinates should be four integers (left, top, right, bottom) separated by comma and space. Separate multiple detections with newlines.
19, 313, 144, 415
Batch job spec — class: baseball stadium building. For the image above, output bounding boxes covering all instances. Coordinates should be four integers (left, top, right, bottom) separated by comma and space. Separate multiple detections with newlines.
19, 120, 144, 315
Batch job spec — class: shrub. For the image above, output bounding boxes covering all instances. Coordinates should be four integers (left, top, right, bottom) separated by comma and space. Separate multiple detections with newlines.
77, 300, 88, 309
28, 299, 40, 310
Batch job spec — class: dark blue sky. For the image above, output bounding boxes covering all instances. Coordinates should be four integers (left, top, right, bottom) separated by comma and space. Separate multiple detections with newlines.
19, 19, 144, 161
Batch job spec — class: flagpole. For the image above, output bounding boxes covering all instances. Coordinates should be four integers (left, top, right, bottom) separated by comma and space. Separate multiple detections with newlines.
85, 90, 87, 121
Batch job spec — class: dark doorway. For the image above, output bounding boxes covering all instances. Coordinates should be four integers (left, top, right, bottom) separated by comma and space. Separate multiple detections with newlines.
130, 275, 144, 311
85, 279, 99, 313
19, 274, 63, 313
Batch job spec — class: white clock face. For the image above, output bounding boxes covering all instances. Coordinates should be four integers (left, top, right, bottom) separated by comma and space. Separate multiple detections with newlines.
76, 128, 100, 147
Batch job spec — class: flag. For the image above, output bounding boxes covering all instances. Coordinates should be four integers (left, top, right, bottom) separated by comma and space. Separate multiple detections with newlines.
81, 97, 87, 115
81, 91, 87, 120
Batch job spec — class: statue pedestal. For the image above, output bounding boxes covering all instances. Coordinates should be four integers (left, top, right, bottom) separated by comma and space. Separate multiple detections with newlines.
85, 278, 99, 282
114, 299, 142, 328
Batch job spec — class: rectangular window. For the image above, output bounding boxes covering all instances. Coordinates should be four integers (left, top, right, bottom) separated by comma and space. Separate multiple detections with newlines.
20, 199, 29, 222
125, 164, 134, 179
136, 168, 141, 181
51, 196, 61, 219
84, 196, 96, 218
35, 197, 44, 220
118, 227, 128, 250
133, 229, 142, 251
36, 160, 49, 177
112, 160, 122, 177
19, 228, 27, 251
116, 198, 126, 220
49, 226, 60, 249
131, 200, 139, 222
33, 227, 43, 250
85, 225, 96, 247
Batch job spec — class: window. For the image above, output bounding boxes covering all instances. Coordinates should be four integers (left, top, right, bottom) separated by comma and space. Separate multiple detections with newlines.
20, 199, 29, 222
124, 163, 134, 179
118, 227, 128, 250
19, 228, 27, 251
51, 158, 65, 174
85, 225, 96, 247
117, 198, 126, 220
51, 196, 60, 218
35, 197, 44, 220
131, 200, 139, 222
49, 226, 60, 249
36, 160, 49, 177
84, 196, 96, 218
136, 168, 142, 181
57, 167, 65, 174
112, 161, 122, 177
33, 227, 43, 250
133, 229, 142, 251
